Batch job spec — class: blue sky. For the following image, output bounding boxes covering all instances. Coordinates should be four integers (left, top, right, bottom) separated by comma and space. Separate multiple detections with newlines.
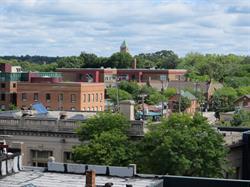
0, 0, 249, 57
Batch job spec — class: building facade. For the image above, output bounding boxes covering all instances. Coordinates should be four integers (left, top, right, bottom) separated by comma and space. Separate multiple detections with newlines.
0, 63, 62, 110
17, 81, 105, 111
56, 68, 188, 86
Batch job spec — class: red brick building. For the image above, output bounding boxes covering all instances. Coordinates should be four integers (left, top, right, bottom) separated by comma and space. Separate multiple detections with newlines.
56, 68, 187, 86
17, 80, 105, 111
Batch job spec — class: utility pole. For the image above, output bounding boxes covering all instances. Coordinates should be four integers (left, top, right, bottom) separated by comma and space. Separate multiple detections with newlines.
161, 80, 164, 117
178, 75, 181, 113
116, 76, 119, 112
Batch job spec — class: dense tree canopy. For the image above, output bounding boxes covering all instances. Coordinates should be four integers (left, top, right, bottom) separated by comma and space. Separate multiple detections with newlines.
212, 87, 238, 113
106, 88, 133, 104
73, 112, 136, 166
137, 113, 229, 177
73, 112, 229, 177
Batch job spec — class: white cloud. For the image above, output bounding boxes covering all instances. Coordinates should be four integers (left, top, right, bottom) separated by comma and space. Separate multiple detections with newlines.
0, 0, 249, 56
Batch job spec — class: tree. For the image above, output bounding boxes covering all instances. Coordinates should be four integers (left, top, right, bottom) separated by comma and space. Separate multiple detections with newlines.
212, 87, 238, 112
163, 88, 177, 99
107, 52, 133, 68
118, 81, 140, 99
231, 110, 250, 126
73, 130, 135, 166
157, 50, 180, 69
146, 92, 164, 105
137, 113, 228, 177
73, 112, 136, 166
57, 56, 84, 68
173, 96, 191, 112
236, 86, 250, 96
76, 112, 130, 141
106, 88, 132, 104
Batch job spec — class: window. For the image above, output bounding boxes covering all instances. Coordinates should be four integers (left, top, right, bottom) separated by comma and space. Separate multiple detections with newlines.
86, 73, 93, 82
71, 107, 76, 111
34, 93, 38, 101
92, 107, 94, 111
96, 106, 98, 111
87, 107, 90, 111
46, 106, 50, 110
1, 83, 5, 88
31, 150, 53, 167
100, 93, 103, 101
1, 94, 5, 101
22, 93, 27, 101
100, 106, 102, 111
64, 152, 73, 163
92, 94, 94, 102
96, 93, 98, 102
58, 93, 63, 101
83, 94, 86, 102
79, 74, 84, 80
71, 94, 76, 103
13, 83, 16, 88
46, 93, 51, 102
1, 105, 5, 110
88, 94, 90, 102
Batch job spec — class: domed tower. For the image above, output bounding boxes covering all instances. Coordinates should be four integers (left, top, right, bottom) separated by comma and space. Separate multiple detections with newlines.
120, 40, 129, 53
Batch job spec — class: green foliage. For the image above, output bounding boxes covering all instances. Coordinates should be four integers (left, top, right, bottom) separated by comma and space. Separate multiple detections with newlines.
76, 112, 130, 141
163, 88, 177, 99
178, 53, 249, 87
173, 96, 192, 112
107, 52, 133, 68
57, 56, 84, 68
9, 104, 17, 110
106, 88, 132, 104
137, 113, 228, 177
236, 86, 250, 96
73, 112, 136, 166
231, 110, 250, 126
73, 130, 135, 166
135, 50, 180, 69
212, 87, 238, 112
146, 92, 164, 105
118, 81, 141, 99
225, 76, 250, 88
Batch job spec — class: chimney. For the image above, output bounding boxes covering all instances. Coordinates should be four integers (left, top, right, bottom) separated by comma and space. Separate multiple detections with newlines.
132, 58, 137, 69
86, 170, 96, 187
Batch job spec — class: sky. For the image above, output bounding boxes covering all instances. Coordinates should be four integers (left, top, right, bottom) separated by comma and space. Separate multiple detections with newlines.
0, 0, 249, 57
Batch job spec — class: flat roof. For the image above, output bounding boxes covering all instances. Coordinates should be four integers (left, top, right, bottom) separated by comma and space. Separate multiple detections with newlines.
0, 168, 162, 187
0, 110, 96, 120
57, 68, 187, 72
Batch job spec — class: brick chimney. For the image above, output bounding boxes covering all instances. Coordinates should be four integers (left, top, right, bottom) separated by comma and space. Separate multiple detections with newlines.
132, 58, 137, 69
86, 170, 96, 187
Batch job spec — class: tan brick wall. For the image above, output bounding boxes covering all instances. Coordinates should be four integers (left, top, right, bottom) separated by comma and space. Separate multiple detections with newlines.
17, 82, 105, 111
0, 81, 17, 109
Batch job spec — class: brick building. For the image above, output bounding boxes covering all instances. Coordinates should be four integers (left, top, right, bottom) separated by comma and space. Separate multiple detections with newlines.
168, 90, 199, 115
57, 68, 117, 87
17, 79, 105, 111
0, 63, 62, 110
56, 68, 187, 86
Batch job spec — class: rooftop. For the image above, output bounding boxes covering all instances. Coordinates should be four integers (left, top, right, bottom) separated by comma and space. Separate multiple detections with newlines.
0, 167, 161, 187
0, 110, 96, 120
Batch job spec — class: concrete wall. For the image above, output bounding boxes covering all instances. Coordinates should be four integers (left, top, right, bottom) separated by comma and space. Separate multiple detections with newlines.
5, 134, 80, 166
0, 117, 81, 133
